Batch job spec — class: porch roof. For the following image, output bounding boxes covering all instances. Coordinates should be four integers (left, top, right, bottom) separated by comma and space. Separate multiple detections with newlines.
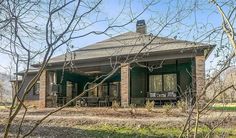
35, 31, 215, 66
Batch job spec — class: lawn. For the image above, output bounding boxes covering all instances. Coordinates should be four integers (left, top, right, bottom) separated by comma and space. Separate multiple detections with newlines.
78, 124, 236, 138
0, 107, 236, 137
0, 106, 6, 110
211, 103, 236, 111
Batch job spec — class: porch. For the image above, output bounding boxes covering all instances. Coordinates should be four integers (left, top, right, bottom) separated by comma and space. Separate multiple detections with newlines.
39, 57, 203, 108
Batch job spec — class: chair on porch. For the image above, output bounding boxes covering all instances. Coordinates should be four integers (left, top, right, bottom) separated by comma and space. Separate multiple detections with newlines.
76, 97, 87, 107
86, 97, 100, 106
99, 96, 109, 107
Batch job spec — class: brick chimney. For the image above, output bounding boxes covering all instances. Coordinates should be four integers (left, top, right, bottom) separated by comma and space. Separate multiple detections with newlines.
136, 20, 146, 34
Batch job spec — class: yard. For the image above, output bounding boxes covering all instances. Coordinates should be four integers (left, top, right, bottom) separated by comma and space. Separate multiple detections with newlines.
0, 106, 236, 137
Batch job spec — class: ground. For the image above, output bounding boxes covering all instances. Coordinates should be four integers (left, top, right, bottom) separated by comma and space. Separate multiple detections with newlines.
0, 107, 236, 137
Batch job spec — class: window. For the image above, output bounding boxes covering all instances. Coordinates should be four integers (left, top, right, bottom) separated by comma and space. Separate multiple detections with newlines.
163, 74, 177, 92
88, 83, 98, 97
109, 82, 119, 98
149, 74, 177, 92
33, 82, 40, 95
149, 75, 162, 92
98, 84, 108, 97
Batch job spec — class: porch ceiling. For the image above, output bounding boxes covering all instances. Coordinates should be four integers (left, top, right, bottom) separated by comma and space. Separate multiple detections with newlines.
68, 65, 114, 76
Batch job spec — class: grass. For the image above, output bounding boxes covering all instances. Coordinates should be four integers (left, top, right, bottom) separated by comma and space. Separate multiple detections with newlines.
211, 106, 236, 111
77, 124, 236, 138
211, 103, 236, 111
0, 106, 7, 110
79, 124, 181, 138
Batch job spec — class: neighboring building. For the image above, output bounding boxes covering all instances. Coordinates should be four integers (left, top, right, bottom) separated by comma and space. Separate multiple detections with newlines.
13, 20, 215, 108
11, 69, 40, 107
0, 73, 12, 102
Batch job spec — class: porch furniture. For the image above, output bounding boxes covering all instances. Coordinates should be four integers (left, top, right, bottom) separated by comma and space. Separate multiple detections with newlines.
76, 97, 100, 107
76, 98, 87, 107
46, 95, 57, 107
57, 97, 67, 106
146, 91, 178, 105
99, 96, 109, 107
86, 97, 100, 106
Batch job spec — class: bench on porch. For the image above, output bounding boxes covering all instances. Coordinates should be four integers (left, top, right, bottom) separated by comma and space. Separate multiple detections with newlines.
146, 91, 178, 105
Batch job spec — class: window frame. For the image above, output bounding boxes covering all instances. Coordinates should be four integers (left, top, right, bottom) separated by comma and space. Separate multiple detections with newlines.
149, 74, 163, 93
88, 83, 98, 97
33, 82, 40, 95
109, 82, 120, 98
148, 73, 178, 93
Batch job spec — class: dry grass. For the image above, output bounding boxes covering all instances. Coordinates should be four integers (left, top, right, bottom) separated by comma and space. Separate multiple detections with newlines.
0, 107, 236, 137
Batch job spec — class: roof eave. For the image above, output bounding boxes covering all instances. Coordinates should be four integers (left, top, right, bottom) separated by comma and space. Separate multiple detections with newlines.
204, 44, 216, 59
34, 46, 213, 69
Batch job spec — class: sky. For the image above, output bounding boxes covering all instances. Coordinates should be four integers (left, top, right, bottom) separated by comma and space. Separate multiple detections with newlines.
0, 0, 234, 74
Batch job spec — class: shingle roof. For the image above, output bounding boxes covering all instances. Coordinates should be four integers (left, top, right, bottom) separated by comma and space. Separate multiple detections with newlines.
16, 68, 39, 75
48, 31, 214, 64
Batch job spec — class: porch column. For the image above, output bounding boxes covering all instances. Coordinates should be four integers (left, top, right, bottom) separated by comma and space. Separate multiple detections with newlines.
120, 63, 130, 107
39, 70, 47, 108
195, 56, 205, 101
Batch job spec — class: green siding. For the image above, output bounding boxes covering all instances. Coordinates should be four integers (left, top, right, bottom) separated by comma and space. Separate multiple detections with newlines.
178, 63, 192, 95
130, 61, 192, 105
130, 67, 147, 105
56, 71, 91, 97
55, 70, 121, 98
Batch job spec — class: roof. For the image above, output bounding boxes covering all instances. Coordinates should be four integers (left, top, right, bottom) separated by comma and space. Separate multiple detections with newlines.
48, 31, 215, 64
16, 68, 39, 75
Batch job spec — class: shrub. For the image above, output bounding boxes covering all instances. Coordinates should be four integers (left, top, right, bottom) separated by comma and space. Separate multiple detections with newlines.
129, 103, 136, 115
163, 103, 173, 115
112, 100, 120, 110
129, 103, 136, 109
145, 100, 155, 112
177, 100, 187, 112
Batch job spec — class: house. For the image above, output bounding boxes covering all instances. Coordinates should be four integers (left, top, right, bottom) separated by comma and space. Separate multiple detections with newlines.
13, 20, 215, 108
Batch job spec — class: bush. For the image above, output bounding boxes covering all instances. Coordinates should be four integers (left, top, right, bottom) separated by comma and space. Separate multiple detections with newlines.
145, 100, 155, 112
163, 103, 173, 115
129, 103, 136, 115
112, 100, 120, 110
177, 100, 187, 112
129, 103, 136, 109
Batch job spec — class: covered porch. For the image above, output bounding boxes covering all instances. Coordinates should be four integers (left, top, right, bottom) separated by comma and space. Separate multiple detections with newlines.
41, 65, 121, 107
39, 56, 204, 108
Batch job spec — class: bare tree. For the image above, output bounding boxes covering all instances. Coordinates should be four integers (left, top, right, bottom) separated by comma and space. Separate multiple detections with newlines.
0, 0, 172, 137
0, 0, 235, 137
0, 81, 3, 102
